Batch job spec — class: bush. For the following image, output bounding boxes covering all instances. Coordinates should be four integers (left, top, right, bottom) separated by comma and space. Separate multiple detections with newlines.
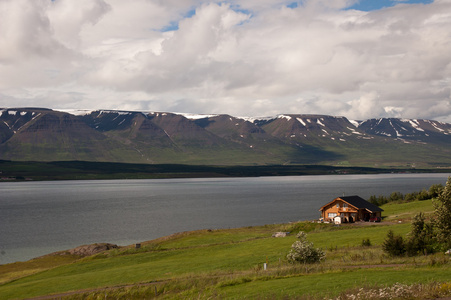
361, 238, 371, 247
382, 230, 406, 256
287, 231, 325, 264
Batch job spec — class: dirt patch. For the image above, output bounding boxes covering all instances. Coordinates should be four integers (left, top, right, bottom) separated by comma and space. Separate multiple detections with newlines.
344, 221, 399, 226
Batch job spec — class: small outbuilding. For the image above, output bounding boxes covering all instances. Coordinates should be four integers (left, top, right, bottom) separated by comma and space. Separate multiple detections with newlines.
333, 215, 342, 224
319, 195, 383, 223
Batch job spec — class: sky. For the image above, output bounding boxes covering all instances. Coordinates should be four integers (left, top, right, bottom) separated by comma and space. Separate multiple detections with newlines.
0, 0, 450, 121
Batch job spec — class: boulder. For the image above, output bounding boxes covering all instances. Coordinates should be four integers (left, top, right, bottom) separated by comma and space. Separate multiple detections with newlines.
272, 232, 289, 238
67, 243, 119, 256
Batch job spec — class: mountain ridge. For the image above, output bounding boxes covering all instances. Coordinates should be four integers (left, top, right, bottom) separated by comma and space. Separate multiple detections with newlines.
1, 107, 451, 167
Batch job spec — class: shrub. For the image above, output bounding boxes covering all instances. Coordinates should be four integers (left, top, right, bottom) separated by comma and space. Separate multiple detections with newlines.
382, 230, 406, 256
361, 238, 371, 247
287, 231, 325, 264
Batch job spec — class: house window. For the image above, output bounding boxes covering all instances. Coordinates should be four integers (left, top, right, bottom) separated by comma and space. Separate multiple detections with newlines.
328, 213, 337, 218
336, 203, 340, 208
343, 203, 348, 208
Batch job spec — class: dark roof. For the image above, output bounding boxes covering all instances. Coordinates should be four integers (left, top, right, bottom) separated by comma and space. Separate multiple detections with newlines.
339, 195, 384, 212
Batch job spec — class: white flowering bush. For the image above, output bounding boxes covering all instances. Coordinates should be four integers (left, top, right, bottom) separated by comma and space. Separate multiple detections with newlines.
334, 282, 451, 300
287, 231, 325, 264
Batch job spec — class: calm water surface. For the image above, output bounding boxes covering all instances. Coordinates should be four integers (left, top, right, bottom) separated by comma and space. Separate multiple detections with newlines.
0, 173, 449, 264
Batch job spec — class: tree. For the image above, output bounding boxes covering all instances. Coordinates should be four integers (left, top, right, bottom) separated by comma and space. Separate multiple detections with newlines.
433, 177, 451, 249
418, 189, 430, 201
429, 184, 444, 198
382, 230, 406, 256
389, 192, 403, 202
369, 195, 379, 206
406, 212, 435, 256
287, 232, 325, 264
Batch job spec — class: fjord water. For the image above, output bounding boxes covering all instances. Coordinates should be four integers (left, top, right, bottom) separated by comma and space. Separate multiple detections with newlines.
1, 173, 449, 264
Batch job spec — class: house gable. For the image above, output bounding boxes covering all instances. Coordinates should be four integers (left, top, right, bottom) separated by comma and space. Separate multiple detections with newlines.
319, 195, 383, 222
338, 196, 384, 213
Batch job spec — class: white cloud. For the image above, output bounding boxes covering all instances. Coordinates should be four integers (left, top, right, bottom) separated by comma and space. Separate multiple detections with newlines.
47, 0, 112, 50
0, 0, 450, 122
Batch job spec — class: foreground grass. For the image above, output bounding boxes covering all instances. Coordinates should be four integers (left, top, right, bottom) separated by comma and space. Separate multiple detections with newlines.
219, 267, 451, 299
0, 255, 80, 285
0, 199, 450, 299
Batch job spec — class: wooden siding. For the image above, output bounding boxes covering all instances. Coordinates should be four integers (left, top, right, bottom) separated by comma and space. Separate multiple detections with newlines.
320, 198, 381, 222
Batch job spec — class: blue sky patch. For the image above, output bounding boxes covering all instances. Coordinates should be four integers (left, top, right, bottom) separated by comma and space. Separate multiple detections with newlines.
160, 4, 252, 32
347, 0, 434, 12
160, 8, 196, 32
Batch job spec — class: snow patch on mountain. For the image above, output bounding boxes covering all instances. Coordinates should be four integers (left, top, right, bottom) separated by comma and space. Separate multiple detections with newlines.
3, 121, 11, 130
296, 118, 306, 126
177, 113, 219, 120
58, 109, 94, 116
236, 116, 274, 123
278, 115, 292, 121
430, 121, 445, 132
347, 127, 363, 135
406, 119, 425, 132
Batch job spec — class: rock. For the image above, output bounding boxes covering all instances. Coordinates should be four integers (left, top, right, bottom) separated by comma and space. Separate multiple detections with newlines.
272, 232, 289, 238
67, 243, 119, 256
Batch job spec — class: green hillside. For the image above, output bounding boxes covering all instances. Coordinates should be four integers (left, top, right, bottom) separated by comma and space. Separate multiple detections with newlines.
1, 199, 450, 299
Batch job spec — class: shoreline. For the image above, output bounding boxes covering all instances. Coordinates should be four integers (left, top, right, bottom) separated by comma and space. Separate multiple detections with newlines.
1, 160, 451, 182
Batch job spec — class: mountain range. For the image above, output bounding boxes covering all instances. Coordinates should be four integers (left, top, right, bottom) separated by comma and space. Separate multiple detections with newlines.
1, 107, 451, 168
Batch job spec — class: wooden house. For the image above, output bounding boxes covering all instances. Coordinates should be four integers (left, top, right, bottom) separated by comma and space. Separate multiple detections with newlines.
319, 195, 383, 223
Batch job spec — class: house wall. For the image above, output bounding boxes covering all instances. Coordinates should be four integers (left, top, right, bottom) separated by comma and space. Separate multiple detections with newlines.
321, 199, 359, 222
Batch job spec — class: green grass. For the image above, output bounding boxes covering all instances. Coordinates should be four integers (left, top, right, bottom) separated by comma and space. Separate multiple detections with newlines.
219, 267, 451, 299
0, 198, 449, 299
309, 223, 411, 248
382, 199, 435, 221
0, 255, 80, 285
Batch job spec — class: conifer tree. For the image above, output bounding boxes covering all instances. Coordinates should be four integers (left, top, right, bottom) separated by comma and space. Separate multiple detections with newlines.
433, 177, 451, 249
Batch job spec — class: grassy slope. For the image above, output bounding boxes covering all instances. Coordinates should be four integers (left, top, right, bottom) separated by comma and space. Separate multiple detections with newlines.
0, 200, 450, 299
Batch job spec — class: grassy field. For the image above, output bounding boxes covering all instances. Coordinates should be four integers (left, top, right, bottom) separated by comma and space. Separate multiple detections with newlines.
0, 199, 450, 299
